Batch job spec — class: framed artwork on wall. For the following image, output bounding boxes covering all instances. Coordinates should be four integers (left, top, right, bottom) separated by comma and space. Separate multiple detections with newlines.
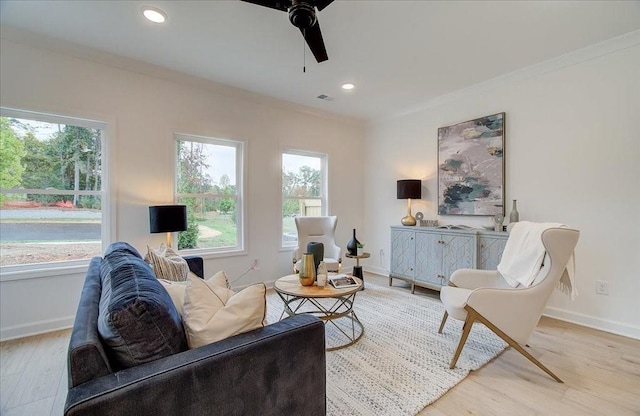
438, 112, 505, 216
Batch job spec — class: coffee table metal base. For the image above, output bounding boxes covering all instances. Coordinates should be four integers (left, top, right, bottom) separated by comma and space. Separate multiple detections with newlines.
276, 292, 364, 351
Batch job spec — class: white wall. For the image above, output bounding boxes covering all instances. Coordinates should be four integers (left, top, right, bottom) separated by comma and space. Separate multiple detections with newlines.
0, 35, 365, 340
2, 29, 638, 341
363, 34, 640, 339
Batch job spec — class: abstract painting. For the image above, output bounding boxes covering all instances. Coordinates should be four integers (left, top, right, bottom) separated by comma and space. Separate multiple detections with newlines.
438, 113, 505, 216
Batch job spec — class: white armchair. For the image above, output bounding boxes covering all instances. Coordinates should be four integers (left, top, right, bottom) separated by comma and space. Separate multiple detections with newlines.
438, 226, 579, 382
293, 216, 341, 273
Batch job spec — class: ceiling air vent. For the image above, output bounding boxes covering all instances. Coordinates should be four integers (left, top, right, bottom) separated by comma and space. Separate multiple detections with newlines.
317, 94, 333, 101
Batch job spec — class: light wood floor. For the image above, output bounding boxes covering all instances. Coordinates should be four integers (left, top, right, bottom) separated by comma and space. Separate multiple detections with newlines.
1, 274, 639, 416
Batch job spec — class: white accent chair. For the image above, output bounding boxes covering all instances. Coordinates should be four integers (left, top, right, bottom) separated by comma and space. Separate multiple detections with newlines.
293, 216, 341, 273
438, 226, 579, 382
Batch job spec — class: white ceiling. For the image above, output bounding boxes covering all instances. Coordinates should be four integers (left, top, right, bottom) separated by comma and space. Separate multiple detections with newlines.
1, 0, 640, 121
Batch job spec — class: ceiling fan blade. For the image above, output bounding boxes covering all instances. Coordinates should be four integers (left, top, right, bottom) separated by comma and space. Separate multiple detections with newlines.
314, 0, 334, 12
299, 20, 328, 63
239, 0, 290, 12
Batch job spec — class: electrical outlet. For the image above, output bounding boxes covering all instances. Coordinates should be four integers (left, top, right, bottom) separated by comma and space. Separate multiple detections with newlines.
596, 280, 609, 295
379, 249, 384, 257
252, 259, 260, 270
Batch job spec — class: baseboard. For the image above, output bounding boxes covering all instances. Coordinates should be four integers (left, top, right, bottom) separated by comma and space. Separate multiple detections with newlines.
1, 316, 75, 342
544, 306, 640, 341
364, 267, 640, 341
364, 266, 389, 277
233, 279, 277, 291
4, 278, 637, 342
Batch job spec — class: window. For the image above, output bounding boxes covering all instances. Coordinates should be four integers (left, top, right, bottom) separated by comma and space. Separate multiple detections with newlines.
175, 134, 244, 254
281, 149, 327, 247
0, 108, 108, 269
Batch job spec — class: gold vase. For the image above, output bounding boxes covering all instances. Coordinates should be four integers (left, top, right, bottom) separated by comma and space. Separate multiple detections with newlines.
299, 253, 316, 286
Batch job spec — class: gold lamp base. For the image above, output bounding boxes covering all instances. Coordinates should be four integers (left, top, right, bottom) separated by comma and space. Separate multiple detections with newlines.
401, 215, 416, 226
401, 198, 417, 226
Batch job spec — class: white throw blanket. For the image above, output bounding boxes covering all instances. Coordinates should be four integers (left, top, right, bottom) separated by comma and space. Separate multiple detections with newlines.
497, 221, 577, 299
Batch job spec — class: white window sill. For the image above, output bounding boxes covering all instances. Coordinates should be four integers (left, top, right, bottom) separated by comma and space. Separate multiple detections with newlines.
0, 260, 91, 282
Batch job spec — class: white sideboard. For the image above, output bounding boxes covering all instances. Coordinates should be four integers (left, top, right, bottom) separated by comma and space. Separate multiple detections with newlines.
389, 226, 509, 293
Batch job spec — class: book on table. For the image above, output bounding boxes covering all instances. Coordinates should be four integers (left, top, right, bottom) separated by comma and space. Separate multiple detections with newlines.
437, 224, 475, 230
328, 274, 359, 289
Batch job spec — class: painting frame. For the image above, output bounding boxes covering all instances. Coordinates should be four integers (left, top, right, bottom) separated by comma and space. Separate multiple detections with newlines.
438, 112, 505, 216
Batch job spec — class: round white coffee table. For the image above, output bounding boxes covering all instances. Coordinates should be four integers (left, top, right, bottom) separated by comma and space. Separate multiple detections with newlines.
274, 274, 364, 351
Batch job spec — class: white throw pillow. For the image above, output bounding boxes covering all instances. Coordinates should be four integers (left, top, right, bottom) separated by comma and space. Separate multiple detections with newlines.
145, 244, 189, 281
158, 279, 190, 316
159, 271, 234, 317
208, 270, 232, 289
182, 276, 266, 349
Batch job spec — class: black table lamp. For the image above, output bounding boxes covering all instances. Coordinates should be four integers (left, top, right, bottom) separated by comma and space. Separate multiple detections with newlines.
149, 205, 187, 246
397, 180, 422, 226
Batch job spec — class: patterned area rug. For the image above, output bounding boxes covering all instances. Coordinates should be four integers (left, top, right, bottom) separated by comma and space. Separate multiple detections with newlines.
266, 282, 507, 416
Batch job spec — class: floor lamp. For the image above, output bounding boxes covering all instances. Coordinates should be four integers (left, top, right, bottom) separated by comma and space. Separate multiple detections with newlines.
397, 179, 422, 226
149, 205, 187, 247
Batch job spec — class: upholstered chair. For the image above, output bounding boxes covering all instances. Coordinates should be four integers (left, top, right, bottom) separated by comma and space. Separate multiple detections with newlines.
293, 216, 341, 273
438, 226, 579, 382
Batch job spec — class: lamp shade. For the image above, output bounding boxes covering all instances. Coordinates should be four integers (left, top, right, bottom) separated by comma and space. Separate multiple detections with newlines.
149, 205, 187, 233
397, 180, 422, 200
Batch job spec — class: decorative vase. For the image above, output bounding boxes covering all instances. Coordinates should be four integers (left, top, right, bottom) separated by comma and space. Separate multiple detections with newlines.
306, 242, 324, 276
509, 199, 520, 223
316, 261, 327, 288
299, 253, 316, 286
346, 229, 360, 256
493, 214, 504, 232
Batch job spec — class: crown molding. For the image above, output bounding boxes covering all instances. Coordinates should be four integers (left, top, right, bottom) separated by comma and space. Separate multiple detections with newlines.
0, 25, 365, 129
377, 29, 640, 124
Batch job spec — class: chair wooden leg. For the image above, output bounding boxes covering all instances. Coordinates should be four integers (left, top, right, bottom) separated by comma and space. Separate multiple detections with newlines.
468, 306, 564, 383
438, 310, 448, 334
449, 312, 476, 369
438, 282, 456, 334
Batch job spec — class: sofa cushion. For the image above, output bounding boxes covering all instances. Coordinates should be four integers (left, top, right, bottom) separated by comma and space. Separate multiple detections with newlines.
182, 275, 266, 349
98, 242, 188, 369
145, 244, 189, 281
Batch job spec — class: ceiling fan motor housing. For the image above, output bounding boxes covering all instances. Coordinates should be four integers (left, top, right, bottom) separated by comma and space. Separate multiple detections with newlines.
289, 1, 317, 29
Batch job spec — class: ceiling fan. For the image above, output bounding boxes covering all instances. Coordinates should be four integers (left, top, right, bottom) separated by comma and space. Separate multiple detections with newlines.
240, 0, 334, 63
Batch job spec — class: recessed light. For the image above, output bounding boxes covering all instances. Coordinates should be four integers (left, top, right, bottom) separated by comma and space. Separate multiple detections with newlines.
342, 83, 355, 90
142, 6, 167, 23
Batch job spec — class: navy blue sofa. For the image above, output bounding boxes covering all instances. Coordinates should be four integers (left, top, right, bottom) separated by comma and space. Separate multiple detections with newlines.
64, 248, 326, 416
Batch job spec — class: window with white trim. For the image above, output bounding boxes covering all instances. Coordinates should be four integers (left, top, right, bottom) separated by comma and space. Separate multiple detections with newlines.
0, 108, 108, 269
281, 149, 327, 247
175, 134, 244, 253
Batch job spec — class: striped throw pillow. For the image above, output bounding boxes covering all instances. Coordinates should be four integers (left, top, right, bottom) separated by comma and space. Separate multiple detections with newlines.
145, 244, 189, 282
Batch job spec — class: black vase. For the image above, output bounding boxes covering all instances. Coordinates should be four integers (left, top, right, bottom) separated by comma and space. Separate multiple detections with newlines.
306, 242, 324, 275
346, 229, 359, 256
